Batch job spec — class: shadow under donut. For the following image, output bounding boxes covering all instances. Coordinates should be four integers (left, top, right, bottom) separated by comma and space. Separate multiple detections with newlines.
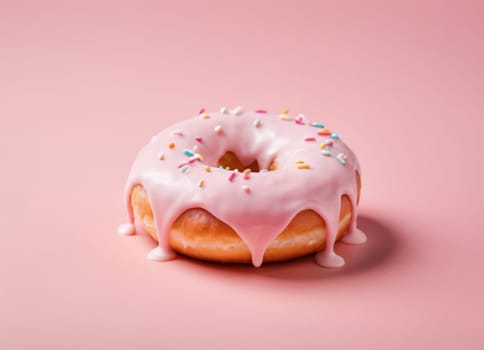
178, 214, 401, 281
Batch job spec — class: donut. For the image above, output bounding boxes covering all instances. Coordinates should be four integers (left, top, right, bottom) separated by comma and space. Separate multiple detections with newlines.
118, 107, 367, 268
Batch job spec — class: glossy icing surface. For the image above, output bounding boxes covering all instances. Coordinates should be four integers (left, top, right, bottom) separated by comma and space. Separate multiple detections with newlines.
120, 108, 366, 267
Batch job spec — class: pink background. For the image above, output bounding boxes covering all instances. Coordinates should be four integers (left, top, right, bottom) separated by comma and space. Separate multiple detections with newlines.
1, 1, 483, 349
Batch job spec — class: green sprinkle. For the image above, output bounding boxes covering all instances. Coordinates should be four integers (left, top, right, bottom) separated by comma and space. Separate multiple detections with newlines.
181, 165, 190, 173
322, 150, 332, 156
312, 122, 324, 128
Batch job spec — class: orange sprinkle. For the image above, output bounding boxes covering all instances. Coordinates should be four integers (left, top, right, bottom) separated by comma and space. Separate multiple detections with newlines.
198, 179, 205, 188
320, 143, 326, 149
297, 164, 310, 169
204, 166, 211, 173
282, 108, 289, 114
168, 143, 175, 149
317, 128, 331, 136
195, 153, 203, 161
243, 169, 251, 180
200, 113, 210, 119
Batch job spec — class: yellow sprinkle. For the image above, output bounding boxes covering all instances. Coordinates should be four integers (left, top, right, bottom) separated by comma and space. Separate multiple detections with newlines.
295, 160, 305, 164
198, 179, 205, 188
320, 143, 326, 149
226, 167, 231, 171
280, 114, 289, 121
297, 164, 310, 169
204, 166, 211, 173
282, 108, 289, 114
196, 153, 203, 161
201, 113, 210, 119
168, 143, 175, 149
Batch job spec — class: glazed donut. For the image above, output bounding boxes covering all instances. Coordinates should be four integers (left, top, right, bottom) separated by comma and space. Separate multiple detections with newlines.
118, 107, 366, 268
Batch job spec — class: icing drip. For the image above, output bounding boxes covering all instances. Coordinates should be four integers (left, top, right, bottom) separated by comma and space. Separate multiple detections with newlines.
122, 109, 366, 268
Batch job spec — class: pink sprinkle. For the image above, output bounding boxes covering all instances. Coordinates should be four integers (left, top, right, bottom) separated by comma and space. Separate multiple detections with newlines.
188, 156, 199, 164
199, 108, 205, 114
243, 169, 251, 180
242, 185, 251, 194
255, 109, 268, 114
195, 136, 203, 143
325, 140, 334, 146
295, 117, 304, 125
304, 137, 316, 142
228, 171, 237, 182
177, 161, 189, 168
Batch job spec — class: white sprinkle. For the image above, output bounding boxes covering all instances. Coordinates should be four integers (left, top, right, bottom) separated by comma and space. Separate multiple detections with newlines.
170, 130, 184, 137
220, 106, 228, 114
214, 125, 223, 134
230, 106, 242, 115
253, 119, 262, 128
192, 145, 199, 152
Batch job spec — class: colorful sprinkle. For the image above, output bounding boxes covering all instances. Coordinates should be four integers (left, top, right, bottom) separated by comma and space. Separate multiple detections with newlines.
331, 133, 339, 139
183, 149, 195, 157
220, 106, 228, 114
195, 153, 203, 161
325, 140, 334, 146
204, 166, 211, 173
168, 143, 175, 149
214, 125, 223, 134
180, 165, 190, 173
243, 169, 251, 180
320, 143, 326, 149
242, 185, 251, 194
253, 119, 262, 128
199, 108, 205, 115
200, 113, 210, 119
295, 116, 305, 125
337, 153, 346, 165
280, 114, 290, 121
228, 171, 237, 182
297, 164, 310, 169
158, 152, 165, 160
312, 122, 324, 128
317, 129, 331, 136
193, 145, 199, 152
295, 160, 305, 164
322, 150, 332, 156
198, 179, 205, 188
304, 137, 316, 142
170, 130, 184, 137
177, 161, 189, 168
282, 108, 289, 114
188, 156, 199, 164
195, 136, 203, 143
230, 106, 242, 115
255, 109, 268, 114
260, 169, 269, 173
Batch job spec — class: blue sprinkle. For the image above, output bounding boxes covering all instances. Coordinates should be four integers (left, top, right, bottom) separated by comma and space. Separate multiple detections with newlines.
219, 165, 225, 170
338, 158, 346, 166
330, 133, 339, 139
183, 149, 195, 157
312, 122, 324, 128
322, 150, 332, 156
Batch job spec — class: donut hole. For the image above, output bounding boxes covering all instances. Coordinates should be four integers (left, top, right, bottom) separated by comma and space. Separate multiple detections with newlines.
217, 151, 277, 172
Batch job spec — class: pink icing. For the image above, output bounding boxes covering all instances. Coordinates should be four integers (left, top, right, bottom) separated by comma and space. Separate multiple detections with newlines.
119, 108, 366, 268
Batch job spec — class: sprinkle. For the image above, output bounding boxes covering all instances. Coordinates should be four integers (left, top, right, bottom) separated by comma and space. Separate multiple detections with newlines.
195, 153, 203, 161
158, 152, 165, 160
255, 109, 267, 114
230, 106, 242, 115
195, 136, 203, 143
253, 119, 262, 128
337, 153, 346, 165
330, 133, 339, 139
297, 164, 310, 169
320, 143, 326, 149
214, 125, 223, 134
243, 169, 251, 180
180, 165, 190, 173
204, 166, 211, 173
317, 129, 331, 136
177, 161, 189, 168
168, 143, 175, 149
228, 171, 237, 182
304, 137, 316, 142
200, 113, 210, 119
170, 130, 184, 137
220, 106, 228, 114
260, 169, 268, 173
226, 167, 231, 171
312, 122, 324, 128
219, 165, 225, 170
295, 116, 305, 125
295, 160, 305, 164
325, 140, 334, 146
183, 149, 195, 157
192, 145, 199, 152
338, 158, 346, 166
199, 108, 205, 115
280, 114, 290, 121
242, 185, 251, 194
322, 150, 332, 156
282, 108, 289, 114
188, 156, 199, 164
198, 179, 205, 188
